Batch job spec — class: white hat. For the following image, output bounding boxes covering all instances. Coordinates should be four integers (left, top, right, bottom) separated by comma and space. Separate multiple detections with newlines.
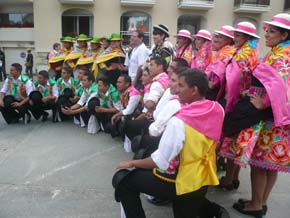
214, 25, 234, 39
263, 13, 290, 31
174, 29, 192, 41
193, 29, 212, 41
234, 21, 260, 38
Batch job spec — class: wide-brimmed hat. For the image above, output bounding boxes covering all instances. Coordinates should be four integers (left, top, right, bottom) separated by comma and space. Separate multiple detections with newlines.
193, 29, 212, 41
153, 24, 170, 37
214, 25, 235, 39
29, 91, 43, 105
100, 35, 111, 42
76, 34, 91, 41
75, 57, 94, 67
90, 37, 101, 44
263, 13, 290, 31
60, 36, 74, 43
110, 33, 123, 41
112, 169, 132, 202
174, 29, 192, 41
234, 22, 260, 38
3, 95, 17, 108
88, 97, 100, 112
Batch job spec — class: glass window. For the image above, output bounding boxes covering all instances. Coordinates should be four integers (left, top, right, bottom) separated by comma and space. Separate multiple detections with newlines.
62, 9, 93, 37
178, 14, 201, 35
120, 11, 151, 47
0, 13, 33, 28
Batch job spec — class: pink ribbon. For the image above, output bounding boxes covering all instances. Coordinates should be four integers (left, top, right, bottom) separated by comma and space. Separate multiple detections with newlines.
272, 17, 290, 26
235, 24, 256, 34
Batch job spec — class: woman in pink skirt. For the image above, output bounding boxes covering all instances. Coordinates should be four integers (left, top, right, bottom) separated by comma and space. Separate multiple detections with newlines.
230, 13, 290, 218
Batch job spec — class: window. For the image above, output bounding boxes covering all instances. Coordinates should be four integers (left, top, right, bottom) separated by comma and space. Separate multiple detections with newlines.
178, 14, 201, 34
285, 0, 290, 11
120, 11, 151, 47
62, 8, 93, 37
0, 13, 33, 28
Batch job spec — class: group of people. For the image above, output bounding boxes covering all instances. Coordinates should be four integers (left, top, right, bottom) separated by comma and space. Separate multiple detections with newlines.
0, 12, 289, 218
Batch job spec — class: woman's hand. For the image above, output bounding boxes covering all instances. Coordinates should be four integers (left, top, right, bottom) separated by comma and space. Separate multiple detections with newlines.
250, 93, 266, 110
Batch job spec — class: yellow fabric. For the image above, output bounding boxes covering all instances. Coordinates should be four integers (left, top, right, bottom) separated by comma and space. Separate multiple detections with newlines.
64, 52, 81, 68
175, 124, 219, 195
48, 54, 66, 71
76, 57, 94, 66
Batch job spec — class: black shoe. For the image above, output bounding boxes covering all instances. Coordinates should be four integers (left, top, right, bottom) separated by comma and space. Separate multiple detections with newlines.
218, 176, 234, 191
42, 112, 49, 122
233, 202, 263, 218
211, 202, 230, 218
238, 199, 267, 215
232, 179, 240, 189
147, 197, 171, 206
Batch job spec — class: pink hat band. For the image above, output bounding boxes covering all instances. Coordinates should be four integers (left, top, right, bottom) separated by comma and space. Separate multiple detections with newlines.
196, 32, 211, 40
220, 27, 234, 37
235, 24, 256, 34
272, 17, 290, 26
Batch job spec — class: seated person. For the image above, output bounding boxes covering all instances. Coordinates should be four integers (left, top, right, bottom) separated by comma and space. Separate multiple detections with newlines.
88, 76, 122, 133
61, 72, 97, 127
113, 69, 229, 218
0, 63, 33, 124
111, 74, 142, 125
124, 57, 169, 141
55, 67, 79, 121
29, 70, 58, 122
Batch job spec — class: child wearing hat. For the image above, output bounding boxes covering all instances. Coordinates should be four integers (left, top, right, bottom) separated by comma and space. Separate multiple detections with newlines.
174, 29, 193, 66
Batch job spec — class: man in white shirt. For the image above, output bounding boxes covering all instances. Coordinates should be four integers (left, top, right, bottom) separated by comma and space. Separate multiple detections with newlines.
119, 30, 149, 86
0, 63, 34, 124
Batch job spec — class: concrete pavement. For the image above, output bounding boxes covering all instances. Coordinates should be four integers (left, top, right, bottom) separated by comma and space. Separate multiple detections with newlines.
0, 115, 289, 218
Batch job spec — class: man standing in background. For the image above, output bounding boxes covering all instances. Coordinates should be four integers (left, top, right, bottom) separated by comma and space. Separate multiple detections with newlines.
25, 49, 33, 79
0, 48, 6, 82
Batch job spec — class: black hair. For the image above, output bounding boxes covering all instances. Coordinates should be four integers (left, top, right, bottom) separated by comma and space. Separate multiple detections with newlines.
277, 26, 290, 41
53, 43, 61, 50
172, 58, 189, 68
97, 76, 110, 86
172, 67, 188, 76
133, 30, 145, 41
11, 63, 22, 73
62, 66, 73, 75
38, 70, 49, 79
119, 73, 132, 84
150, 57, 168, 72
179, 69, 208, 97
83, 72, 95, 82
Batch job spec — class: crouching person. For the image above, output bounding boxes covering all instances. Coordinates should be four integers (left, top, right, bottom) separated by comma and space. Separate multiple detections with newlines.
29, 70, 58, 122
0, 63, 33, 124
113, 69, 230, 218
88, 76, 122, 135
55, 67, 79, 121
61, 72, 97, 127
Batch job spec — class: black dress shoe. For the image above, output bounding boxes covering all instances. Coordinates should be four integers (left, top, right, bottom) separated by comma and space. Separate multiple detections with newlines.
233, 202, 263, 218
232, 179, 240, 189
237, 198, 267, 215
218, 176, 234, 191
210, 202, 230, 218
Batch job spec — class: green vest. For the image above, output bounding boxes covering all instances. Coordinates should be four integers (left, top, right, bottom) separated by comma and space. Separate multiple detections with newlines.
34, 78, 56, 97
7, 74, 29, 97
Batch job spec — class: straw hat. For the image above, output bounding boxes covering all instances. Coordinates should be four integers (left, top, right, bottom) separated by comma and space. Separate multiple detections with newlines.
153, 24, 170, 37
76, 34, 91, 41
90, 37, 101, 44
193, 29, 212, 41
264, 13, 290, 31
234, 22, 260, 38
60, 36, 74, 43
174, 29, 192, 41
214, 25, 234, 39
110, 33, 123, 41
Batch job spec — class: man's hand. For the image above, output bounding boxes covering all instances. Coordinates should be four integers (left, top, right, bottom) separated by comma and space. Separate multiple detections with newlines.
42, 96, 50, 103
250, 94, 266, 110
11, 102, 21, 108
0, 100, 4, 107
61, 107, 73, 115
116, 160, 134, 169
111, 112, 123, 124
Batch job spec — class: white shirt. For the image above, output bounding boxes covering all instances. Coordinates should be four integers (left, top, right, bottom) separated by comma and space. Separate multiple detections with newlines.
124, 43, 149, 81
122, 95, 141, 116
151, 117, 185, 170
153, 88, 172, 120
77, 86, 97, 106
146, 81, 165, 104
149, 99, 181, 137
1, 76, 34, 101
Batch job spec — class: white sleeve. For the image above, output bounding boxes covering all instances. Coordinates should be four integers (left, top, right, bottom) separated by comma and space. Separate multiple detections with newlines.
0, 78, 9, 94
52, 84, 59, 97
151, 117, 185, 170
149, 99, 181, 137
122, 95, 141, 116
146, 82, 164, 103
124, 53, 129, 67
25, 80, 34, 95
77, 91, 87, 106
